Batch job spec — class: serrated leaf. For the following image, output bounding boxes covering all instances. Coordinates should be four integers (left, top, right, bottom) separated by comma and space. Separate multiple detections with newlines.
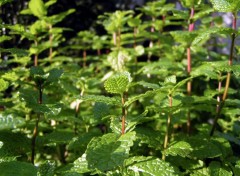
2, 71, 18, 81
79, 95, 121, 106
0, 114, 25, 130
170, 31, 198, 46
209, 161, 232, 176
104, 72, 130, 95
86, 132, 136, 172
45, 69, 63, 83
187, 136, 222, 159
192, 27, 234, 45
164, 141, 193, 157
107, 50, 132, 71
44, 130, 74, 144
164, 75, 177, 85
0, 132, 30, 157
37, 160, 55, 176
0, 48, 29, 57
0, 161, 37, 176
126, 156, 180, 175
72, 153, 91, 174
0, 79, 9, 92
93, 102, 110, 119
124, 89, 159, 107
210, 0, 240, 12
29, 0, 47, 18
135, 81, 160, 89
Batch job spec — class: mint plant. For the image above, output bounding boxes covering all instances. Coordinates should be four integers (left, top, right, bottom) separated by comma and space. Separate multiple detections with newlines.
0, 0, 240, 175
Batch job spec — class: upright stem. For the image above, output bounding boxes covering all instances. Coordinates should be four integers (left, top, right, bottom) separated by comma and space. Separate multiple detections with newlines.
31, 84, 43, 164
34, 40, 38, 66
121, 93, 127, 135
186, 7, 194, 134
74, 90, 84, 134
113, 32, 117, 46
163, 94, 172, 160
117, 28, 121, 48
210, 13, 237, 136
49, 24, 53, 61
83, 50, 87, 68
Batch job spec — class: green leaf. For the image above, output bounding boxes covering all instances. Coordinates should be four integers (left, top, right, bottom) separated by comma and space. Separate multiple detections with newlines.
2, 71, 19, 81
0, 35, 11, 43
104, 72, 131, 95
45, 0, 57, 9
0, 0, 13, 5
37, 160, 55, 176
45, 69, 63, 84
134, 45, 145, 56
93, 102, 110, 119
0, 114, 25, 130
209, 161, 232, 176
46, 9, 76, 25
164, 141, 193, 157
79, 95, 121, 106
72, 153, 91, 174
124, 89, 159, 107
192, 27, 234, 45
0, 48, 29, 57
126, 156, 180, 175
164, 75, 177, 86
86, 132, 136, 172
0, 132, 30, 159
29, 0, 47, 18
170, 31, 198, 46
0, 161, 37, 176
210, 0, 240, 12
0, 79, 9, 92
135, 81, 160, 89
187, 136, 222, 159
181, 0, 202, 8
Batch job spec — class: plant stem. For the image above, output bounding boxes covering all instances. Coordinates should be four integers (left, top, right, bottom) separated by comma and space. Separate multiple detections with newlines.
121, 93, 127, 135
34, 40, 38, 66
163, 94, 172, 160
49, 24, 53, 61
83, 50, 87, 68
186, 7, 194, 134
31, 84, 43, 164
210, 13, 236, 136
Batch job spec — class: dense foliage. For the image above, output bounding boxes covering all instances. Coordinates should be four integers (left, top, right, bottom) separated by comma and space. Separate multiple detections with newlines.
0, 0, 240, 175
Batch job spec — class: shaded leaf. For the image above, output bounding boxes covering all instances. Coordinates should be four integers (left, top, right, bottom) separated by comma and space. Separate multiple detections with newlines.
86, 132, 136, 172
164, 141, 193, 157
0, 114, 25, 130
0, 161, 37, 176
209, 161, 232, 176
79, 95, 121, 106
37, 160, 56, 176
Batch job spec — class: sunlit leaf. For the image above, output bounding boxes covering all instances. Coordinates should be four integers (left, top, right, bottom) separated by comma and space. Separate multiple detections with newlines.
104, 72, 131, 95
29, 0, 47, 18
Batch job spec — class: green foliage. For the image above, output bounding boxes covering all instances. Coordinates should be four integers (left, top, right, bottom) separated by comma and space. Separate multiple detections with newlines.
1, 0, 240, 175
210, 0, 240, 12
104, 72, 131, 95
0, 161, 37, 176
